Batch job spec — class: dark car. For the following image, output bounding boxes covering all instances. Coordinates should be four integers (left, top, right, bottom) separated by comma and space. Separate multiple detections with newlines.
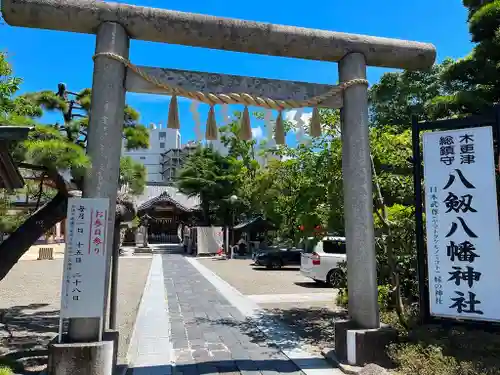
253, 247, 303, 269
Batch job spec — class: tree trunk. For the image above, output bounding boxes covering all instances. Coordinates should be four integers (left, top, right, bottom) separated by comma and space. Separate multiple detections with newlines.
0, 191, 68, 282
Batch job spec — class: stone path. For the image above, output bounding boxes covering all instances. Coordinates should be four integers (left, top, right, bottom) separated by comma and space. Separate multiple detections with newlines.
164, 254, 306, 375
129, 249, 338, 375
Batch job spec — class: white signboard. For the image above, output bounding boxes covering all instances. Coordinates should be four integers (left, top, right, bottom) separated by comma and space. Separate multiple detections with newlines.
60, 198, 110, 318
423, 126, 500, 321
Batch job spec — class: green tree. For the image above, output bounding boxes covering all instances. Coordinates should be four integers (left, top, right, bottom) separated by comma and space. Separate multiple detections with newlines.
370, 126, 416, 327
368, 60, 455, 129
0, 53, 39, 235
246, 109, 344, 242
0, 53, 40, 121
428, 0, 500, 117
217, 114, 264, 221
176, 146, 237, 226
0, 54, 148, 281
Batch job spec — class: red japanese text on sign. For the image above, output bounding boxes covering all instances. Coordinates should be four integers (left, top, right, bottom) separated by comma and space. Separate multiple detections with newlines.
88, 209, 107, 256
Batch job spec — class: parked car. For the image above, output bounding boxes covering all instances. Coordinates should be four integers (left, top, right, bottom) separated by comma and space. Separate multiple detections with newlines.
253, 246, 302, 269
300, 236, 346, 287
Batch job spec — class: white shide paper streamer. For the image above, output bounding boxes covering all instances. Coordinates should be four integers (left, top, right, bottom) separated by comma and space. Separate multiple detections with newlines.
190, 101, 202, 141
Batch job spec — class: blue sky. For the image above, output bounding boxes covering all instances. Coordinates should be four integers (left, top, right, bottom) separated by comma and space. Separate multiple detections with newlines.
1, 0, 472, 145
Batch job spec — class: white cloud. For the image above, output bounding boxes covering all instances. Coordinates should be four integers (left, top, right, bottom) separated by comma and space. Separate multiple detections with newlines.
285, 110, 313, 132
251, 126, 264, 139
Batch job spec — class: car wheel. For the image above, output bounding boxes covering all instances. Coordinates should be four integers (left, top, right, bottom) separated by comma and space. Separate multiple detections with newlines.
327, 269, 343, 288
271, 260, 282, 269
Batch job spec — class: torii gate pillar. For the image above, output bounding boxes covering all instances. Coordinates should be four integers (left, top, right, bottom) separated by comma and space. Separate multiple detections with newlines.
339, 53, 379, 329
2, 0, 436, 371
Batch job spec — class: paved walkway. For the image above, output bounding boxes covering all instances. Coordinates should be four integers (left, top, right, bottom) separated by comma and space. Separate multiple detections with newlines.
128, 249, 337, 375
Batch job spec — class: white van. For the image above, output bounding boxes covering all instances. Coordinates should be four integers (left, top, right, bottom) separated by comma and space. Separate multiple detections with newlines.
300, 236, 346, 287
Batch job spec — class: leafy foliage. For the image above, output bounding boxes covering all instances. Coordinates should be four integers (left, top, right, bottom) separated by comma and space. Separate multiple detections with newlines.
0, 190, 26, 233
6, 85, 149, 191
368, 60, 456, 128
176, 146, 238, 225
427, 0, 500, 116
177, 109, 345, 241
120, 156, 147, 196
0, 52, 149, 282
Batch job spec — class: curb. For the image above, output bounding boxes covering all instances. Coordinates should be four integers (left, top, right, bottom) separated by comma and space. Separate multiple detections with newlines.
321, 350, 391, 375
321, 348, 361, 374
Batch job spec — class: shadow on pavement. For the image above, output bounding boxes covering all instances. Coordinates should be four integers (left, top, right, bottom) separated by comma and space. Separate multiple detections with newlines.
0, 303, 59, 373
0, 303, 59, 350
262, 307, 347, 349
251, 267, 301, 272
194, 306, 347, 355
130, 357, 334, 374
293, 281, 329, 289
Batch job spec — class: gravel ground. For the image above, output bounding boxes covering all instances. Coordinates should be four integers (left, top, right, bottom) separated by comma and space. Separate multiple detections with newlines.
197, 258, 332, 295
0, 256, 152, 369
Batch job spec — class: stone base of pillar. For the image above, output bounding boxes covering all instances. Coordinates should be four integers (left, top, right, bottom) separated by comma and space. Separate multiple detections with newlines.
333, 319, 397, 367
106, 330, 119, 372
134, 245, 152, 254
47, 331, 118, 375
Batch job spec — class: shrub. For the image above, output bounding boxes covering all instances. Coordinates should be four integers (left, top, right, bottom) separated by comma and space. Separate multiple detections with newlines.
382, 310, 500, 375
374, 204, 419, 304
336, 284, 393, 311
387, 343, 466, 375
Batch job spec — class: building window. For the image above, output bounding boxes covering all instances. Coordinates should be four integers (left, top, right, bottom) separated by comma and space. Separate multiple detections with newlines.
159, 132, 166, 140
160, 142, 165, 149
139, 156, 146, 160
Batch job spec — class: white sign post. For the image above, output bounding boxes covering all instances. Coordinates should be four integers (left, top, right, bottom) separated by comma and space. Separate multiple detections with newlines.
59, 197, 110, 341
423, 126, 500, 322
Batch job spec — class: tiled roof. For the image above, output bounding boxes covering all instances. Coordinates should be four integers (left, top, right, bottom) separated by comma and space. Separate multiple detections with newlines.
123, 185, 200, 212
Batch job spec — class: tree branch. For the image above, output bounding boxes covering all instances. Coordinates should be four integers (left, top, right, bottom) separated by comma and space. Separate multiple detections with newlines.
17, 162, 68, 195
35, 174, 45, 210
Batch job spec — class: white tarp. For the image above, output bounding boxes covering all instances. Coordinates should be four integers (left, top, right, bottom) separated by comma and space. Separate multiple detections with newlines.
196, 226, 223, 254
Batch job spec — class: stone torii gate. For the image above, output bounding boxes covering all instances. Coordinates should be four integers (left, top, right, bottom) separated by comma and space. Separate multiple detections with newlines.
2, 0, 436, 373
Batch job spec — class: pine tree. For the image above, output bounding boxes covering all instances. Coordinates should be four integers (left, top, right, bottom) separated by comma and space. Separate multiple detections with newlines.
0, 52, 148, 281
428, 0, 500, 117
